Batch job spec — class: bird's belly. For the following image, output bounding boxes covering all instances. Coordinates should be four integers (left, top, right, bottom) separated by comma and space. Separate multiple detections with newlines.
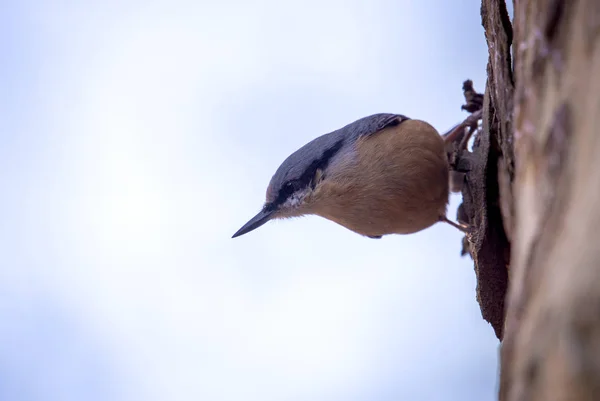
322, 168, 448, 237
334, 196, 443, 237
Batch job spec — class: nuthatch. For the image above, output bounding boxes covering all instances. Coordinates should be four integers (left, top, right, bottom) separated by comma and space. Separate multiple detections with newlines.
232, 113, 468, 239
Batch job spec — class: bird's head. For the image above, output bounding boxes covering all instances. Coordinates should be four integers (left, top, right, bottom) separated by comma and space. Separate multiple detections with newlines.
232, 133, 345, 238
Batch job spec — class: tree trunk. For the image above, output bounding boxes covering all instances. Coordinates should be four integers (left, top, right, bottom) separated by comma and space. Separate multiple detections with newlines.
479, 0, 600, 399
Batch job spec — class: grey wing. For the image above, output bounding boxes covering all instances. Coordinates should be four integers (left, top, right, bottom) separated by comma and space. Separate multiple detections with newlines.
340, 113, 411, 142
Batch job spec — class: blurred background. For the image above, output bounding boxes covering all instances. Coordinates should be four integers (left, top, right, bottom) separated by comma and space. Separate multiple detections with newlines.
0, 1, 510, 400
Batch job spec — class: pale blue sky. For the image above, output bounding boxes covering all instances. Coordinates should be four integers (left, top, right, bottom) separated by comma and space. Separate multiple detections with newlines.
1, 1, 508, 400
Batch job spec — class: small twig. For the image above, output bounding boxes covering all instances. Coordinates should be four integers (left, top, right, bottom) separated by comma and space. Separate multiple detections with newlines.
443, 80, 485, 258
444, 79, 484, 140
461, 79, 484, 113
443, 80, 484, 169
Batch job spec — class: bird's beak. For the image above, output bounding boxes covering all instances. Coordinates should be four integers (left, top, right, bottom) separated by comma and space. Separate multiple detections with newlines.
232, 208, 275, 238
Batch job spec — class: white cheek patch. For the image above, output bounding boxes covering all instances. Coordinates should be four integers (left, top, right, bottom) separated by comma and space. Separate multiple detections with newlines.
283, 188, 310, 209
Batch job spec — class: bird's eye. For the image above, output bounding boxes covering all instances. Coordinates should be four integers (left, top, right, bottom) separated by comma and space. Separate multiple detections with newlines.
283, 180, 303, 196
283, 181, 295, 195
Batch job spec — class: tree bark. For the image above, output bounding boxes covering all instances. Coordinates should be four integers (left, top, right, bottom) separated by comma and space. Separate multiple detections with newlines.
496, 0, 600, 400
459, 0, 513, 340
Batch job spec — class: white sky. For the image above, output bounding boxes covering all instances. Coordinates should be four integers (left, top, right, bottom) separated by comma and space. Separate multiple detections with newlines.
0, 1, 507, 400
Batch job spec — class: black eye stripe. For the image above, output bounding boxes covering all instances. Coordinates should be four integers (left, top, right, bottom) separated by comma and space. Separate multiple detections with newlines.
271, 139, 344, 209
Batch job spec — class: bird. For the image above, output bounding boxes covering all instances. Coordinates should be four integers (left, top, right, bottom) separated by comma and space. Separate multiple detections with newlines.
232, 113, 468, 239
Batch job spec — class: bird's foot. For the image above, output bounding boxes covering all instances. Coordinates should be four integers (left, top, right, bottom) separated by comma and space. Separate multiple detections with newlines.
439, 215, 474, 236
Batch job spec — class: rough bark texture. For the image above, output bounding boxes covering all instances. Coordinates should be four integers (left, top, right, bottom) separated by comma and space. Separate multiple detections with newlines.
458, 0, 514, 340
499, 0, 600, 400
